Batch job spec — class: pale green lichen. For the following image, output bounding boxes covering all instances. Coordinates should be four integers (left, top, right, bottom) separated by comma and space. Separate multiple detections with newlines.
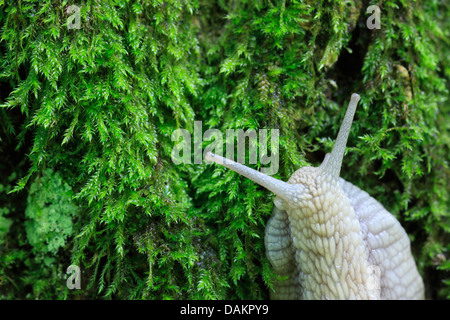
25, 168, 77, 255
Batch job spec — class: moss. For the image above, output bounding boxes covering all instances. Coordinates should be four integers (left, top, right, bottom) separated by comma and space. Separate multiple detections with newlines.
0, 0, 448, 299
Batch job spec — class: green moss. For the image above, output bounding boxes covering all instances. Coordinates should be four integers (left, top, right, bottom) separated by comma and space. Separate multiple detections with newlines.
0, 0, 448, 299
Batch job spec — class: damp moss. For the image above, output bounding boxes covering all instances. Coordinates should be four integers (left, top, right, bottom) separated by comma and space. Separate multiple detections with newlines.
0, 0, 448, 299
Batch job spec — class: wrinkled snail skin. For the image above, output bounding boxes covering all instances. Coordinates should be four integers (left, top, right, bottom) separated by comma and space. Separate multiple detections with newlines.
205, 93, 425, 300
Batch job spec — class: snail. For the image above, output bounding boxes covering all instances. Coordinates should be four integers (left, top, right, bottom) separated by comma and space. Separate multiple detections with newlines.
205, 93, 424, 300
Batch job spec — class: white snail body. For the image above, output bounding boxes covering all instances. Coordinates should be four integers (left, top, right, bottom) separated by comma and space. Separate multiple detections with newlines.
206, 93, 424, 300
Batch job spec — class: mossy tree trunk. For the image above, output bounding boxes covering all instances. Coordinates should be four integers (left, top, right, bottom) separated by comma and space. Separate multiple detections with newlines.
0, 0, 448, 299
